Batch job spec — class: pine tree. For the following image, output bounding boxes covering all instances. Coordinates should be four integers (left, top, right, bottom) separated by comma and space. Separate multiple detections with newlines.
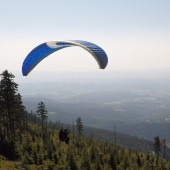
153, 136, 161, 157
76, 117, 83, 137
0, 70, 25, 139
81, 153, 91, 170
68, 153, 78, 170
76, 117, 83, 154
137, 154, 142, 167
90, 147, 96, 162
96, 160, 102, 170
122, 156, 129, 170
0, 88, 4, 138
14, 93, 26, 142
53, 153, 58, 164
36, 101, 48, 131
109, 152, 117, 170
33, 150, 38, 165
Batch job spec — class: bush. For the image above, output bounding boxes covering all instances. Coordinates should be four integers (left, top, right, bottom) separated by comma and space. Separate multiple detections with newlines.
0, 139, 18, 160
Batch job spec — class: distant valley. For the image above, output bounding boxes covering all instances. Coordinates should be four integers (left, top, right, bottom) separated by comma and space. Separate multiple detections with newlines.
18, 71, 170, 141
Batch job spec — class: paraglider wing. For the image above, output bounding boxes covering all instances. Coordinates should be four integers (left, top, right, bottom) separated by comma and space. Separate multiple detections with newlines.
22, 40, 108, 76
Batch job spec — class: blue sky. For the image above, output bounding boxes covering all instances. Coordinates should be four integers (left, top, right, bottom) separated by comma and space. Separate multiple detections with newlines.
0, 0, 170, 74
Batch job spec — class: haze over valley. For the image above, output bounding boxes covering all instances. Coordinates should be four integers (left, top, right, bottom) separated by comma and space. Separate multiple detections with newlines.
18, 71, 170, 141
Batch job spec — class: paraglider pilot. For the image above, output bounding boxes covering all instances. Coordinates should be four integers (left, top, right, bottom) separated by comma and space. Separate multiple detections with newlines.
59, 127, 70, 144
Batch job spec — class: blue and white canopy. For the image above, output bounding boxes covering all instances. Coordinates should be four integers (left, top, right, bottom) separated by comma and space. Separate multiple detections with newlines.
22, 40, 108, 76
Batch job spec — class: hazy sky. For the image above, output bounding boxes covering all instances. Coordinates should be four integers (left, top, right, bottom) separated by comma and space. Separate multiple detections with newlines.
1, 0, 170, 75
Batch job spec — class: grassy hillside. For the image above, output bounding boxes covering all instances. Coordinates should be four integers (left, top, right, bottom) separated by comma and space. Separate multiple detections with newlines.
0, 120, 170, 170
1, 70, 170, 169
47, 121, 170, 160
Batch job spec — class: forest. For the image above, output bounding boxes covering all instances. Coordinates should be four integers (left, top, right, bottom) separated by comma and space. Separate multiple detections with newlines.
0, 70, 170, 170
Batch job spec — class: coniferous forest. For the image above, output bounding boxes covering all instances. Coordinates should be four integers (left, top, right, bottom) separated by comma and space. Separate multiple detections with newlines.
0, 70, 170, 170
